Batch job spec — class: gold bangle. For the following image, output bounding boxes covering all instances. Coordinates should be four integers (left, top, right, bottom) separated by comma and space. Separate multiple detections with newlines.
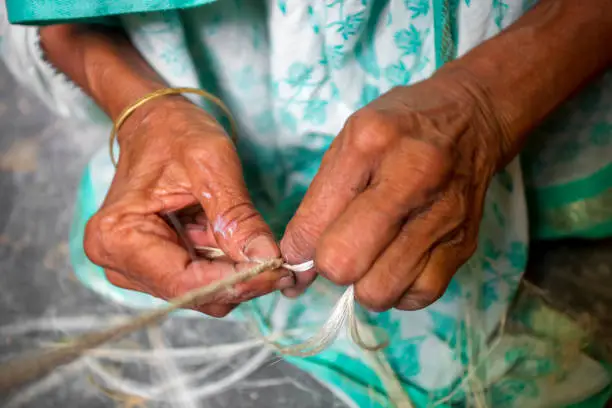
109, 87, 238, 167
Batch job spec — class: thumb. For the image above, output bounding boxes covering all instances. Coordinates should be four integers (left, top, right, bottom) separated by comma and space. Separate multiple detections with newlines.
280, 143, 369, 296
185, 137, 279, 263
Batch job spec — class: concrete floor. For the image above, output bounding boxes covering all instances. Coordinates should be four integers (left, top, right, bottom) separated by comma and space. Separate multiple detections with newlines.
0, 59, 610, 407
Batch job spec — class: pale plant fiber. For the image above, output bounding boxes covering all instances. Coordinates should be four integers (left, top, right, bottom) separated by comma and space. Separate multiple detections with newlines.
1, 88, 601, 408
0, 234, 412, 407
0, 86, 414, 407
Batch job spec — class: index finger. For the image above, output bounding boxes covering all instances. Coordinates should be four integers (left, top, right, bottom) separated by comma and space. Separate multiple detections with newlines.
182, 136, 280, 264
280, 140, 370, 296
85, 202, 291, 309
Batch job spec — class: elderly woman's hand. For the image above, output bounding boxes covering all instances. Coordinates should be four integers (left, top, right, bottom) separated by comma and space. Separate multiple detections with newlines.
83, 97, 290, 316
281, 71, 509, 311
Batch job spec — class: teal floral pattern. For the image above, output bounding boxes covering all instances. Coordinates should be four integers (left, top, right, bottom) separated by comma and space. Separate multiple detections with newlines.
10, 0, 609, 406
374, 312, 425, 379
491, 378, 539, 408
493, 0, 510, 29
385, 61, 412, 85
479, 240, 526, 311
405, 0, 430, 18
358, 83, 381, 108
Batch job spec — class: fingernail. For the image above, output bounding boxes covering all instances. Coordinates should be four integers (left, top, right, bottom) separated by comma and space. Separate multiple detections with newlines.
282, 287, 302, 298
186, 223, 207, 231
244, 235, 279, 261
276, 275, 295, 290
195, 214, 208, 225
398, 295, 430, 311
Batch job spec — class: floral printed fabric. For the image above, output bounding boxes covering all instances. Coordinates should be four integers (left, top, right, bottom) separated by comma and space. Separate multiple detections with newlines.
1, 0, 610, 406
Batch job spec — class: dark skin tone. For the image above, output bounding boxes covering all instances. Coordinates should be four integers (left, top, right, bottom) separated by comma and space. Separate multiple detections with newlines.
40, 0, 612, 315
40, 26, 290, 317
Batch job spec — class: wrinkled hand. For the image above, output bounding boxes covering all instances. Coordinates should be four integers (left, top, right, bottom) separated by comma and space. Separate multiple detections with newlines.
84, 97, 292, 316
281, 72, 508, 311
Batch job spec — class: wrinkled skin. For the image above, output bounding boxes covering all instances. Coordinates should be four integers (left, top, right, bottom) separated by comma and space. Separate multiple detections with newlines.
51, 0, 612, 317
280, 71, 507, 311
84, 97, 293, 317
84, 70, 507, 316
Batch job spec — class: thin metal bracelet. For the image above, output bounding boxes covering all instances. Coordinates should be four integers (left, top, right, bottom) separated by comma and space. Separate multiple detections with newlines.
109, 87, 238, 166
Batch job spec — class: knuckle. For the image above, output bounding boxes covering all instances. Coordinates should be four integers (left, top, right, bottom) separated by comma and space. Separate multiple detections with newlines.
105, 270, 128, 289
400, 280, 445, 311
354, 284, 393, 312
281, 222, 319, 263
216, 201, 258, 227
316, 243, 357, 286
83, 211, 116, 266
344, 109, 395, 154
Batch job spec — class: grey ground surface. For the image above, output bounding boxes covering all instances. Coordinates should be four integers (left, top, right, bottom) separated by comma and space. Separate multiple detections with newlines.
0, 60, 610, 408
0, 63, 345, 407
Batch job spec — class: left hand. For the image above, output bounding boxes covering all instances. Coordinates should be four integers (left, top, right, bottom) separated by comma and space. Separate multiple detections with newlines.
280, 71, 510, 311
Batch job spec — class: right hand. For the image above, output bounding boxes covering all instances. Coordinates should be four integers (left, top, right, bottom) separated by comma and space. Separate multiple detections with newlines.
84, 96, 293, 316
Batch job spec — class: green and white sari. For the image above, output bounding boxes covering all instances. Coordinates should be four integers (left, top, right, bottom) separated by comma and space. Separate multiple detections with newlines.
1, 1, 611, 406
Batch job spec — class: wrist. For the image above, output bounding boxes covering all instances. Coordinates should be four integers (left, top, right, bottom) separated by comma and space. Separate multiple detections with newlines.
116, 93, 223, 148
116, 94, 189, 146
433, 65, 517, 171
40, 24, 168, 121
